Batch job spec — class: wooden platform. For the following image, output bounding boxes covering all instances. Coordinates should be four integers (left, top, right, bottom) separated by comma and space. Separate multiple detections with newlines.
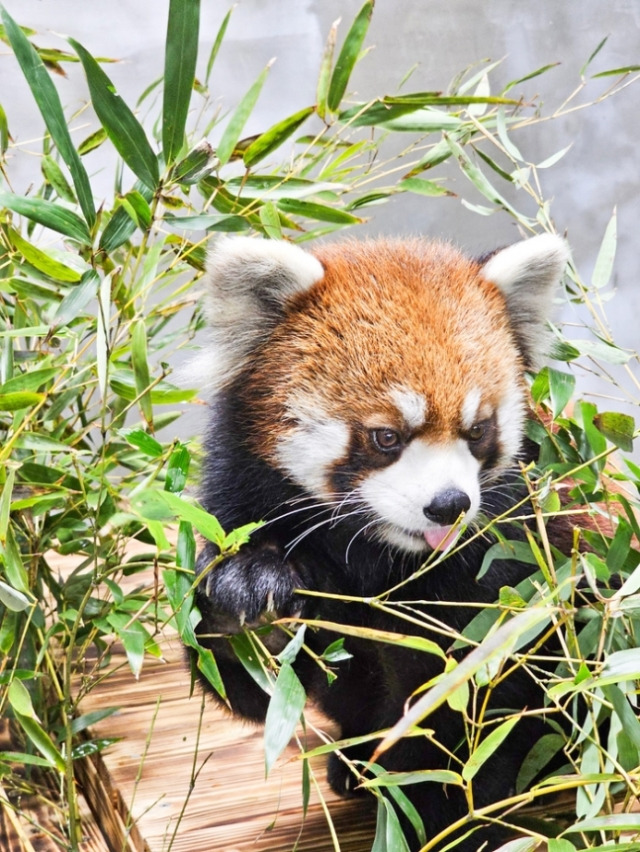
77, 631, 376, 852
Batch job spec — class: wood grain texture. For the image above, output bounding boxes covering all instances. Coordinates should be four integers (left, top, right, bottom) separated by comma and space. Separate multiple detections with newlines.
78, 632, 376, 852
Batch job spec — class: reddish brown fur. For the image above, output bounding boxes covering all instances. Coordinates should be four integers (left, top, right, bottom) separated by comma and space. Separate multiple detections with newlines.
245, 239, 524, 462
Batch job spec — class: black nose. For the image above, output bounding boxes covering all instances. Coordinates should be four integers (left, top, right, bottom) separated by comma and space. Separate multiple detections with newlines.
423, 489, 471, 525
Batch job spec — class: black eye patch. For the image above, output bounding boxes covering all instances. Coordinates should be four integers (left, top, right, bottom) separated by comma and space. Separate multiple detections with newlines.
464, 415, 501, 467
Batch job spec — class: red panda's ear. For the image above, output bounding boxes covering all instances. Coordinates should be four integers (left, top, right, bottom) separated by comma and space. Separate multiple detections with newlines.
201, 237, 324, 391
481, 233, 569, 369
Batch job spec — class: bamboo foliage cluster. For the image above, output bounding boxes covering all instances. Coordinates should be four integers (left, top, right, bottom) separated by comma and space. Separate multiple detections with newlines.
0, 1, 638, 850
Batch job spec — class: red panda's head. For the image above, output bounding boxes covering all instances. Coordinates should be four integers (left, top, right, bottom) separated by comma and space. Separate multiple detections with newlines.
203, 235, 569, 553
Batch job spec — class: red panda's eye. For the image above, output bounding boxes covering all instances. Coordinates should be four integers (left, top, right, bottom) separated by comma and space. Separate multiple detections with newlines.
467, 423, 485, 441
371, 428, 402, 452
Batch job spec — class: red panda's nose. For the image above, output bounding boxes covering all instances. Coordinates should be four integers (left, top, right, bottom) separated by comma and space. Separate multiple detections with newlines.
423, 489, 471, 526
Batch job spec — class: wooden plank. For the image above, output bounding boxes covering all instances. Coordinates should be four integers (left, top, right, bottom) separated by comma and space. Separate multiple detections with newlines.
0, 720, 110, 852
78, 633, 376, 852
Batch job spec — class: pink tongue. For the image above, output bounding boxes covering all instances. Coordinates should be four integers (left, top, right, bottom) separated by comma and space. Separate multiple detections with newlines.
424, 525, 454, 552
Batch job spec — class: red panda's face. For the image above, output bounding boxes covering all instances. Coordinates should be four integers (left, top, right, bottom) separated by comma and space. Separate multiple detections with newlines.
203, 235, 569, 554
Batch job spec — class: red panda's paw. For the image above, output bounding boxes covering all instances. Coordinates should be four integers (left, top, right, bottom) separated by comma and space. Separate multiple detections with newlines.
195, 545, 306, 632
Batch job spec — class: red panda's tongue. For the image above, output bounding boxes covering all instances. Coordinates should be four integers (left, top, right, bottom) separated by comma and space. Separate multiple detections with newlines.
424, 525, 455, 552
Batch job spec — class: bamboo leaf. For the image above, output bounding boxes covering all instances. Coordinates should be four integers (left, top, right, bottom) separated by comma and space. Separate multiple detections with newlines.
162, 0, 201, 164
0, 580, 30, 612
8, 228, 82, 282
205, 6, 233, 85
8, 679, 36, 718
302, 620, 446, 659
0, 193, 90, 243
317, 17, 339, 121
0, 391, 44, 411
243, 106, 314, 168
99, 205, 138, 252
462, 716, 519, 781
122, 428, 163, 458
53, 269, 101, 326
165, 444, 190, 494
13, 712, 66, 772
327, 1, 374, 113
0, 102, 8, 155
96, 271, 112, 402
397, 177, 452, 197
593, 411, 635, 453
132, 488, 225, 546
41, 155, 76, 203
264, 662, 306, 775
217, 61, 273, 166
591, 208, 617, 289
276, 197, 362, 224
69, 38, 160, 190
130, 318, 153, 426
0, 7, 95, 227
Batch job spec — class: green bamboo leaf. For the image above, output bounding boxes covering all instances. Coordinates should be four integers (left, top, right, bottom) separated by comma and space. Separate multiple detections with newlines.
0, 580, 30, 612
99, 205, 137, 252
243, 106, 315, 168
592, 208, 617, 289
593, 65, 640, 78
563, 813, 640, 833
96, 271, 112, 402
264, 662, 306, 775
13, 712, 66, 772
397, 177, 452, 197
69, 38, 159, 191
362, 769, 463, 788
462, 716, 519, 781
580, 37, 608, 78
163, 212, 249, 232
0, 391, 44, 411
217, 61, 273, 166
0, 7, 95, 227
176, 519, 196, 571
0, 193, 90, 243
303, 620, 446, 659
371, 798, 411, 852
8, 679, 36, 717
259, 202, 283, 239
77, 127, 108, 156
2, 526, 29, 595
163, 0, 201, 164
122, 428, 163, 458
132, 488, 225, 546
593, 411, 635, 453
445, 134, 518, 216
165, 444, 190, 494
41, 155, 76, 203
327, 1, 374, 113
53, 269, 100, 327
317, 17, 339, 121
120, 190, 152, 230
205, 7, 233, 84
8, 228, 82, 282
170, 141, 218, 185
0, 102, 8, 155
547, 367, 576, 418
276, 197, 362, 224
130, 318, 153, 426
516, 733, 565, 793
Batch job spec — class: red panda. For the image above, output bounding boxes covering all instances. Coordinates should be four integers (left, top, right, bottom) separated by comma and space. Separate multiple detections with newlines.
192, 234, 570, 852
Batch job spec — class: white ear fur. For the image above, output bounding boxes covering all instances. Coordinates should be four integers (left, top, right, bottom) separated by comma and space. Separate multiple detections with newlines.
200, 236, 324, 391
481, 233, 569, 368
